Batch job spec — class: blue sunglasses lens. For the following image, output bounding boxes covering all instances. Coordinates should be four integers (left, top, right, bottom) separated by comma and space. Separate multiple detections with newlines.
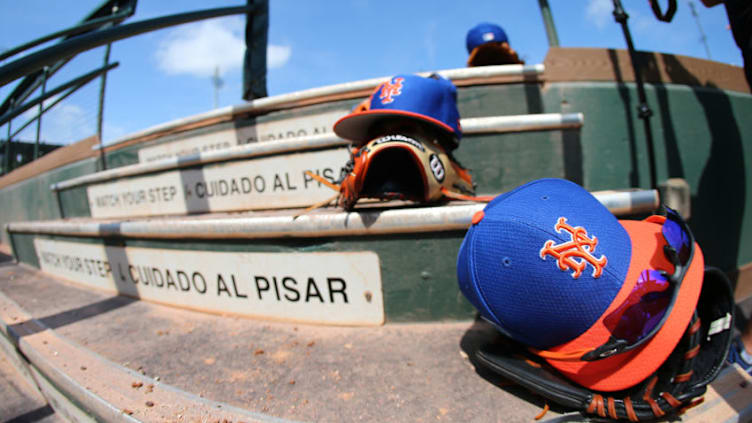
662, 210, 691, 265
603, 269, 674, 344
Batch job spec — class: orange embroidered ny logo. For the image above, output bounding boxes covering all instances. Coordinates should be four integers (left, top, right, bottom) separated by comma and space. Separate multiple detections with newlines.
379, 77, 404, 104
539, 217, 607, 279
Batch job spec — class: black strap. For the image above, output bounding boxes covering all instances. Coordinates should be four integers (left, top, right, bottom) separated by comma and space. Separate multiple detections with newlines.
649, 0, 677, 22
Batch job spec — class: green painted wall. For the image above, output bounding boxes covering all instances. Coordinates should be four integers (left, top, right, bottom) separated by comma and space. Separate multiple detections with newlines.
0, 158, 98, 247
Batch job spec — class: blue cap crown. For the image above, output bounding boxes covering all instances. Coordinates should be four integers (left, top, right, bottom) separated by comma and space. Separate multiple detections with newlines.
457, 179, 632, 349
466, 23, 509, 53
368, 74, 461, 137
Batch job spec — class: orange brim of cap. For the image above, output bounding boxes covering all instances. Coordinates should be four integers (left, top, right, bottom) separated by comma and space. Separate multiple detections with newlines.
543, 217, 705, 392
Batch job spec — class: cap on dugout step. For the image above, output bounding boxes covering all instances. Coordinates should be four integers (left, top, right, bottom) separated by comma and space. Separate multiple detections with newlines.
466, 22, 509, 53
457, 178, 705, 391
333, 74, 462, 149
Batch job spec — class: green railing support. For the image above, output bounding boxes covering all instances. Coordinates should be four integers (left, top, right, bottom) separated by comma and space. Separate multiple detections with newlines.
3, 118, 10, 175
97, 44, 112, 171
538, 0, 560, 48
34, 68, 47, 160
612, 0, 658, 189
0, 1, 135, 63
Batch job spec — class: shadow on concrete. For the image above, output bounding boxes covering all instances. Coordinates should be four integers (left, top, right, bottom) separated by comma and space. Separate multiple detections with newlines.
656, 55, 746, 292
5, 405, 57, 423
606, 50, 641, 188
8, 296, 135, 338
459, 316, 579, 419
604, 49, 747, 297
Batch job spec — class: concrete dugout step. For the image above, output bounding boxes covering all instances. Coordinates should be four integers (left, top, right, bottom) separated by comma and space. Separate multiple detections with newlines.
0, 343, 62, 422
0, 259, 570, 423
1, 256, 750, 423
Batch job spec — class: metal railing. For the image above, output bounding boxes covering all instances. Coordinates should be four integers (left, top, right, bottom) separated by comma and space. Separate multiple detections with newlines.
0, 0, 258, 175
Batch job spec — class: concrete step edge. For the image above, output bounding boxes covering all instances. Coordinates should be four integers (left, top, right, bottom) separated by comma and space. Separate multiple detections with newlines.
0, 290, 301, 423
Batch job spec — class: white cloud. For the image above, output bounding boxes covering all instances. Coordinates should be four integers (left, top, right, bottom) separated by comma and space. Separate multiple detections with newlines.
44, 103, 95, 144
155, 17, 291, 77
586, 0, 613, 30
156, 18, 245, 77
268, 45, 291, 69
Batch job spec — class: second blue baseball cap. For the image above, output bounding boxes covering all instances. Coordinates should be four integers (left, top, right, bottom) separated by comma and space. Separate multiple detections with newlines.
333, 74, 462, 147
466, 23, 509, 54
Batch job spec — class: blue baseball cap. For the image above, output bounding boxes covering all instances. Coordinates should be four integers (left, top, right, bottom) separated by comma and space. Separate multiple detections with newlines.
466, 23, 509, 54
457, 178, 704, 391
333, 74, 462, 146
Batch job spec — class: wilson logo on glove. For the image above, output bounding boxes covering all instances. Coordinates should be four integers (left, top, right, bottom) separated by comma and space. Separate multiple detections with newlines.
428, 154, 445, 182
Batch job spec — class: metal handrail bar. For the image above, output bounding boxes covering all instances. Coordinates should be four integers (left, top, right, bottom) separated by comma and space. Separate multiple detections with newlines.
8, 85, 82, 141
0, 63, 119, 127
0, 7, 135, 63
51, 112, 582, 191
0, 0, 136, 116
0, 5, 254, 87
100, 63, 545, 150
6, 189, 659, 239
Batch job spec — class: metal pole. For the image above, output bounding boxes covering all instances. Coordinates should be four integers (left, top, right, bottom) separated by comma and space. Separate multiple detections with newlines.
612, 0, 658, 190
3, 115, 11, 175
538, 0, 560, 48
688, 1, 712, 60
34, 67, 48, 160
97, 43, 111, 171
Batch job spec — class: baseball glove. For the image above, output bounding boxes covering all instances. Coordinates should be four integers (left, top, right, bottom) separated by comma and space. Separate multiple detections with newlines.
473, 267, 734, 421
467, 42, 525, 67
305, 133, 490, 212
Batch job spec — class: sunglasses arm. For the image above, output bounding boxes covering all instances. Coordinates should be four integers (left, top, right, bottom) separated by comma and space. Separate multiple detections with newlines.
581, 337, 630, 361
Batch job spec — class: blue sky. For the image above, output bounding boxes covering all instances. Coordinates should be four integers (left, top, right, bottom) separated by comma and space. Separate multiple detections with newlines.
0, 0, 740, 146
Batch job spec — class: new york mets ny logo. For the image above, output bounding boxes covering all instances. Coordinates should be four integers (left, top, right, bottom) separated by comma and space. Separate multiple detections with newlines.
539, 217, 607, 279
379, 77, 404, 104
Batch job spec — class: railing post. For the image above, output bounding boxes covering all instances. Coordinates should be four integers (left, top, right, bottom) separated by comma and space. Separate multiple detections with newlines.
538, 0, 560, 48
3, 113, 11, 175
34, 67, 48, 160
612, 0, 658, 190
97, 43, 111, 171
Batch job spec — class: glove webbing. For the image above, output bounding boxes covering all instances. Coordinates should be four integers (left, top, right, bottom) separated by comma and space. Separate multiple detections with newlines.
297, 170, 493, 217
